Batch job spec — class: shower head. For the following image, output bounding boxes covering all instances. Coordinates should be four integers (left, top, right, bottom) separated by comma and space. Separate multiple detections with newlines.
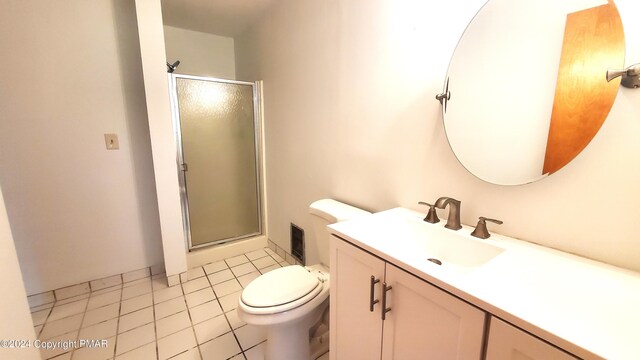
167, 60, 181, 73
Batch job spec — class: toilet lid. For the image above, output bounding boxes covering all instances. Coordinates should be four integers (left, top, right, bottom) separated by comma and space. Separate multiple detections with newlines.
241, 265, 321, 309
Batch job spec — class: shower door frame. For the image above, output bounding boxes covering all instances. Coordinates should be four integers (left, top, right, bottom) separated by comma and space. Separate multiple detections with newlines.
168, 74, 263, 251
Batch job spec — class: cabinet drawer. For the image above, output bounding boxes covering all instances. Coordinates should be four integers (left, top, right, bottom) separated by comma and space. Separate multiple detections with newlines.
486, 317, 578, 360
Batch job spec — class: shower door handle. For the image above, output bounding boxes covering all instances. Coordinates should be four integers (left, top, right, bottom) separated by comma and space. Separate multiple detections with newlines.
180, 163, 188, 172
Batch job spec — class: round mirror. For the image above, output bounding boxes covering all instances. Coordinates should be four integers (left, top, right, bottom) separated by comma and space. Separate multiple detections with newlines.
442, 0, 625, 185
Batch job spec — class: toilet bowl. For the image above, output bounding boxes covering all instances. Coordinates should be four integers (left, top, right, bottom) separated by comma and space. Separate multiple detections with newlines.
239, 264, 330, 359
237, 199, 370, 360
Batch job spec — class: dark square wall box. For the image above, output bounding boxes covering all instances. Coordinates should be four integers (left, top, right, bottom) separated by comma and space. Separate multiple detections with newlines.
291, 223, 305, 264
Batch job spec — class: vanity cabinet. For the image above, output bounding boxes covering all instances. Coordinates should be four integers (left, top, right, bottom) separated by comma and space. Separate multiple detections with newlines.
330, 236, 486, 359
330, 235, 385, 359
328, 207, 636, 358
485, 317, 578, 360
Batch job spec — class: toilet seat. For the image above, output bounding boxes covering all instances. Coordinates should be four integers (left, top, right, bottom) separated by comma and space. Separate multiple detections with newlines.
240, 265, 324, 315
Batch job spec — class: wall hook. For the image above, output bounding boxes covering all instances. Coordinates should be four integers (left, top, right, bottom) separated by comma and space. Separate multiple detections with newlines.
606, 63, 640, 88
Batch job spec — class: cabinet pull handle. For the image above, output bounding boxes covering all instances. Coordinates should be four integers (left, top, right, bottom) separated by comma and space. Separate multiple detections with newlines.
369, 276, 380, 312
382, 282, 393, 320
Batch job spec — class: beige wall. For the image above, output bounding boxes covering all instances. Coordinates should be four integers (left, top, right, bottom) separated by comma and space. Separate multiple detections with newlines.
0, 187, 39, 359
235, 0, 640, 271
0, 0, 164, 294
164, 26, 236, 79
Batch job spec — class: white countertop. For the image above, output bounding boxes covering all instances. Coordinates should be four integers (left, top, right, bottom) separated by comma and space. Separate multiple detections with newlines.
328, 208, 640, 360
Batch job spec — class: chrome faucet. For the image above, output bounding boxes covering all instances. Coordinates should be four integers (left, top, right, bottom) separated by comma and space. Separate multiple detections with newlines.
435, 197, 462, 230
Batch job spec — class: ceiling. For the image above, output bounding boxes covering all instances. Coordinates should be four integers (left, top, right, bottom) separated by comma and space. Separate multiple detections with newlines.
160, 0, 275, 38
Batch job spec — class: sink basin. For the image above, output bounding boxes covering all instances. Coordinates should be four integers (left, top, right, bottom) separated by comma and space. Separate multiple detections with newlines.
335, 209, 506, 274
417, 227, 505, 270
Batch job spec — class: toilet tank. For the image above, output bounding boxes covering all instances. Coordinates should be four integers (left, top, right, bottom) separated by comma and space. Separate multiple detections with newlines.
309, 199, 371, 266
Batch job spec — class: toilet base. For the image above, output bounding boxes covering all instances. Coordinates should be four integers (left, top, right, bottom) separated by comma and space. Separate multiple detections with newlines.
309, 326, 330, 360
264, 322, 309, 360
261, 299, 329, 360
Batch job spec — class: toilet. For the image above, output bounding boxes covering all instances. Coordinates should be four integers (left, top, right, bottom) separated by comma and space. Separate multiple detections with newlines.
237, 199, 371, 360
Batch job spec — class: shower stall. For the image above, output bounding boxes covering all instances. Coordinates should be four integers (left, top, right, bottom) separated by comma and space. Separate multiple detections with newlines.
168, 74, 262, 250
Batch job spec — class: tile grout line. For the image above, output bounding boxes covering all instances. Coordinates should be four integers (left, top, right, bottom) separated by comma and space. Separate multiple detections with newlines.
230, 255, 253, 359
187, 266, 206, 360
39, 289, 89, 358
118, 275, 164, 357
238, 249, 286, 358
68, 284, 93, 359
110, 273, 125, 359
110, 272, 174, 358
29, 265, 158, 308
241, 252, 277, 358
227, 249, 274, 358
158, 271, 194, 359
72, 274, 96, 359
232, 259, 250, 360
38, 304, 55, 359
113, 272, 164, 358
34, 304, 54, 340
226, 286, 248, 358
150, 268, 160, 360
34, 249, 283, 360
214, 259, 247, 359
120, 280, 160, 357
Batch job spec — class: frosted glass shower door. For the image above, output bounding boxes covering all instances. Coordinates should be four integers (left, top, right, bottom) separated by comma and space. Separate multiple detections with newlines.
173, 76, 261, 249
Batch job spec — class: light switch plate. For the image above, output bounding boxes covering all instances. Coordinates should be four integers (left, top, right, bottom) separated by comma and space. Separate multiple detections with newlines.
104, 134, 119, 150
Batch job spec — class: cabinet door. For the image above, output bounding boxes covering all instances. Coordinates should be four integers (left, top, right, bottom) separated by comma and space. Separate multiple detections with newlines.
486, 317, 578, 360
381, 264, 486, 360
330, 237, 386, 360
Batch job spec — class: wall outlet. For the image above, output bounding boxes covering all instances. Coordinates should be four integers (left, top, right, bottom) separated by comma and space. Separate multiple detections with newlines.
104, 134, 119, 150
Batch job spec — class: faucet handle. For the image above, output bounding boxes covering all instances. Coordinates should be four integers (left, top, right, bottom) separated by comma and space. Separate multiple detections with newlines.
471, 216, 503, 239
481, 217, 503, 225
418, 202, 440, 224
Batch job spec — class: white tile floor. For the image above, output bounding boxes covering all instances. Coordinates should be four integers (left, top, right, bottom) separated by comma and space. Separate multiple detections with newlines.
28, 247, 325, 360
